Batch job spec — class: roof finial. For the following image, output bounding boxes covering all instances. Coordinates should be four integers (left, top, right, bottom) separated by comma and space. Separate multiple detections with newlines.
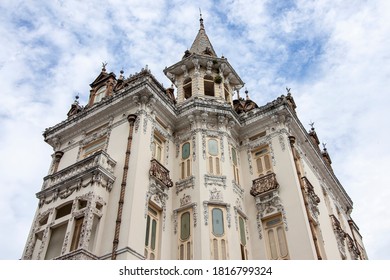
102, 62, 107, 72
199, 8, 204, 29
245, 88, 249, 100
309, 121, 315, 131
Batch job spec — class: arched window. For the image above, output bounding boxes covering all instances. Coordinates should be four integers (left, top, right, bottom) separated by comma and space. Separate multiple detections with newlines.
231, 146, 240, 184
94, 86, 106, 104
239, 216, 248, 260
178, 210, 193, 260
263, 214, 289, 260
253, 146, 272, 176
210, 207, 228, 259
183, 78, 192, 99
204, 75, 215, 96
180, 142, 191, 179
145, 204, 161, 260
208, 139, 220, 175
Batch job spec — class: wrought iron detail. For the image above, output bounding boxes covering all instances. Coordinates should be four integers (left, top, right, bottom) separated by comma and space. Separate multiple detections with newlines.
250, 172, 279, 197
149, 159, 173, 188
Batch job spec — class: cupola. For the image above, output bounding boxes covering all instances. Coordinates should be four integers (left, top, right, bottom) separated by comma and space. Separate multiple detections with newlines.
164, 14, 244, 106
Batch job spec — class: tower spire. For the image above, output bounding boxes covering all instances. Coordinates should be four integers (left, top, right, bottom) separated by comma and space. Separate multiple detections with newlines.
199, 9, 204, 30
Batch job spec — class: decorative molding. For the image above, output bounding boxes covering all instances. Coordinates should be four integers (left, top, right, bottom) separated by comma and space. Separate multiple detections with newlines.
203, 201, 231, 228
202, 131, 206, 159
346, 234, 360, 260
204, 174, 227, 189
146, 178, 169, 231
180, 193, 192, 207
173, 202, 198, 235
55, 248, 98, 260
37, 151, 116, 207
330, 214, 347, 259
192, 133, 196, 162
279, 134, 286, 151
209, 187, 223, 201
220, 134, 225, 162
175, 176, 195, 195
232, 181, 244, 199
253, 186, 288, 239
302, 177, 321, 223
247, 149, 253, 175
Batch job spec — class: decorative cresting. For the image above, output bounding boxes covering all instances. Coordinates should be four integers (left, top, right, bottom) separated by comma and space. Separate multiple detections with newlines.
301, 177, 321, 224
250, 173, 278, 197
250, 173, 287, 239
149, 159, 173, 188
37, 151, 116, 206
330, 214, 347, 259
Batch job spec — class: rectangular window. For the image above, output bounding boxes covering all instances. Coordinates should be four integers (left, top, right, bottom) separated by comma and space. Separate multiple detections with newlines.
263, 214, 289, 260
209, 206, 228, 260
153, 134, 165, 163
178, 210, 193, 260
253, 146, 272, 176
204, 75, 215, 97
239, 216, 248, 260
44, 222, 68, 260
145, 205, 161, 260
83, 137, 106, 157
231, 146, 240, 184
70, 216, 84, 251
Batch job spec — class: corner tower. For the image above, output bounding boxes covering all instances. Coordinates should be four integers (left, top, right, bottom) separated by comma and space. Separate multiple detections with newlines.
164, 15, 244, 105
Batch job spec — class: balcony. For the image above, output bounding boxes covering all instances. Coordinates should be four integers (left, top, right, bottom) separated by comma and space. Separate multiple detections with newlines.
250, 172, 279, 197
149, 159, 173, 188
37, 151, 116, 200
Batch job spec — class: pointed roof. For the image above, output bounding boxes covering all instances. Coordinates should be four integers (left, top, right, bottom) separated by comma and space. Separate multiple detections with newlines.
188, 14, 217, 57
90, 63, 116, 87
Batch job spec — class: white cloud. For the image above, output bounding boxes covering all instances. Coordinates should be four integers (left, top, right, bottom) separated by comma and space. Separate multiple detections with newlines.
0, 0, 388, 260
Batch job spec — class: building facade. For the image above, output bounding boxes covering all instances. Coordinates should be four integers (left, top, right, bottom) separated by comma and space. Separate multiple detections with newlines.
22, 17, 367, 260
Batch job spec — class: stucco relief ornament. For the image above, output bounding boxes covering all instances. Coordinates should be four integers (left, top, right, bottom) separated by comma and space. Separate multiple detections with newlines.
205, 60, 213, 75
220, 134, 225, 162
209, 188, 223, 201
143, 116, 148, 134
202, 132, 206, 159
278, 134, 286, 151
192, 134, 196, 161
192, 58, 200, 75
203, 202, 209, 226
175, 176, 195, 195
180, 193, 191, 207
347, 235, 360, 260
254, 190, 288, 239
181, 65, 188, 78
147, 180, 168, 230
247, 149, 253, 175
226, 204, 231, 228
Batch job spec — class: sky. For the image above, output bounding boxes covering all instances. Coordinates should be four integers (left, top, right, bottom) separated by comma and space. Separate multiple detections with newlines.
0, 0, 389, 260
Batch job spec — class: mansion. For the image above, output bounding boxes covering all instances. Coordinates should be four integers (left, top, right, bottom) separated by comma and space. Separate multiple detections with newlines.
22, 16, 367, 260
